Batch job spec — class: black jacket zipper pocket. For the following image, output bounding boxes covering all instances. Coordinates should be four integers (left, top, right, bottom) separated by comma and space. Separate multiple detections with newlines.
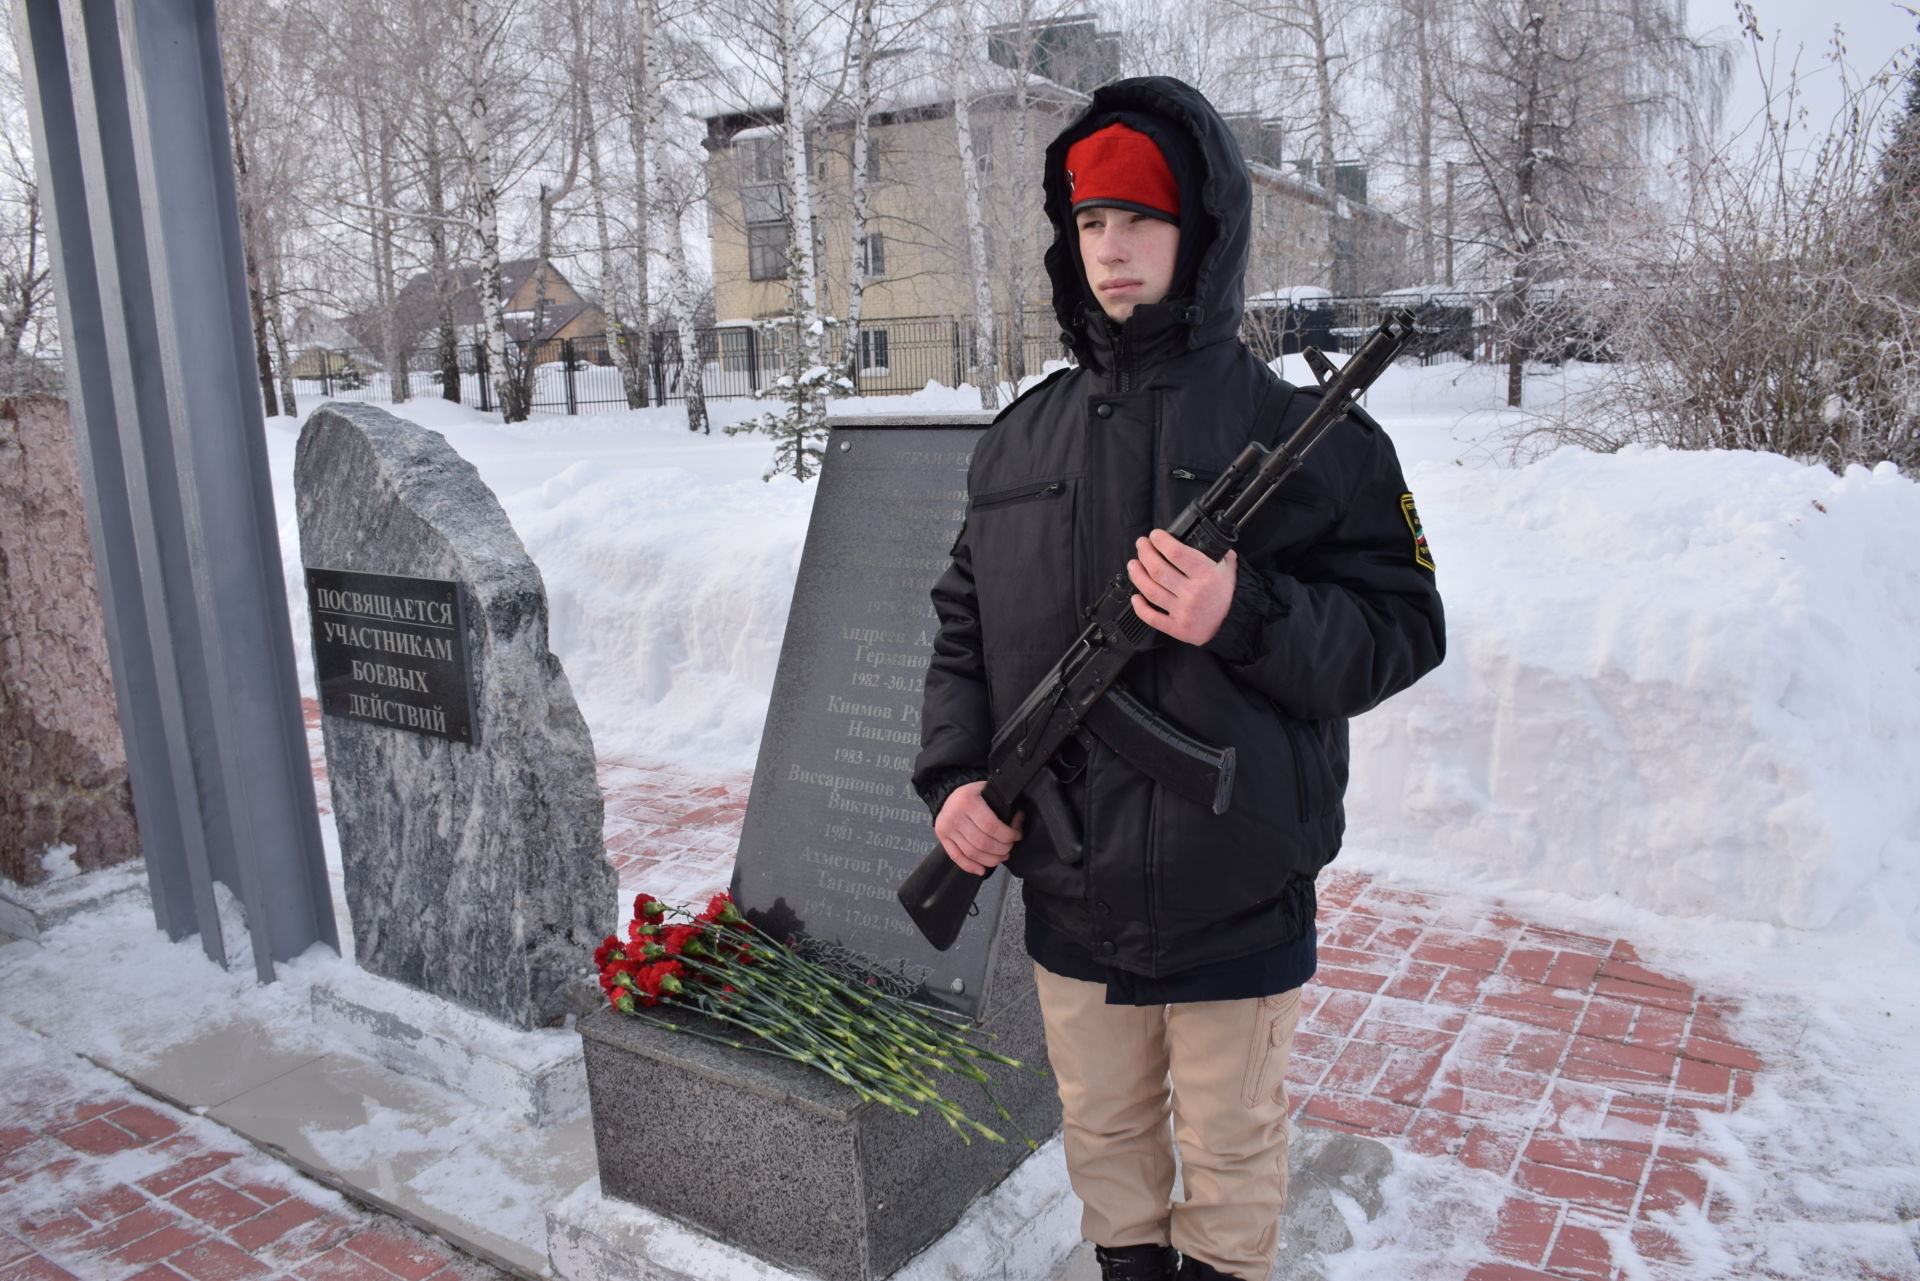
971, 478, 1067, 511
1283, 718, 1316, 823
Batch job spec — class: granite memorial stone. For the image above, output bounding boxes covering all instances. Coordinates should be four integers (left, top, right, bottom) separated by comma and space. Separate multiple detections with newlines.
579, 414, 1061, 1281
296, 402, 614, 1029
729, 414, 1014, 1021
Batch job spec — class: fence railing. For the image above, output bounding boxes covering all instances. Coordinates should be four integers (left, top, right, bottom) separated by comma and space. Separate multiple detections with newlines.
283, 296, 1492, 417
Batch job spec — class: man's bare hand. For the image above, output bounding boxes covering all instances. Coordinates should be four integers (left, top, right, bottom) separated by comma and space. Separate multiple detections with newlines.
935, 780, 1025, 876
1128, 528, 1238, 644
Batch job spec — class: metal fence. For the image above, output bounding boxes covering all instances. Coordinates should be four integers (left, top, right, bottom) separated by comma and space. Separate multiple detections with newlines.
284, 296, 1492, 417
1242, 292, 1490, 364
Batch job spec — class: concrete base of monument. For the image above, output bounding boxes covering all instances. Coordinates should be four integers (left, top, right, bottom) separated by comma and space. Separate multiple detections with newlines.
311, 972, 590, 1126
575, 976, 1063, 1281
0, 860, 145, 942
547, 1116, 1392, 1281
547, 1140, 1081, 1281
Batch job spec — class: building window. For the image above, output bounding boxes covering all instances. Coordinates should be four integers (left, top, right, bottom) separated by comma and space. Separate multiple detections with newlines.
859, 327, 890, 374
751, 136, 781, 182
860, 232, 887, 278
864, 138, 883, 183
970, 121, 994, 172
743, 182, 786, 226
749, 222, 789, 281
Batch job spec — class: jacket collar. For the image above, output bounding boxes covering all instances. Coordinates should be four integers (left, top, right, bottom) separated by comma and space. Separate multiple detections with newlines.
1075, 295, 1230, 383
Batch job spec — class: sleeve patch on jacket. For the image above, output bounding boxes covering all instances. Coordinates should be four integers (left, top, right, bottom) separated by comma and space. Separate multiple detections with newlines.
1400, 493, 1435, 570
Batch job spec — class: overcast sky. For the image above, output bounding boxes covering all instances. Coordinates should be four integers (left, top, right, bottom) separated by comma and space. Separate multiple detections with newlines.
1715, 0, 1918, 143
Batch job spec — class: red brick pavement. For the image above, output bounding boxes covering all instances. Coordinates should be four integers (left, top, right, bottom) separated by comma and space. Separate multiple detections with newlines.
299, 699, 1765, 1279
0, 1095, 505, 1281
1290, 872, 1759, 1281
588, 762, 1764, 1280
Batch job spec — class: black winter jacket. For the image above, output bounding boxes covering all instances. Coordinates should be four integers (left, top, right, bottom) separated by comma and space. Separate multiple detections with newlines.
912, 77, 1445, 978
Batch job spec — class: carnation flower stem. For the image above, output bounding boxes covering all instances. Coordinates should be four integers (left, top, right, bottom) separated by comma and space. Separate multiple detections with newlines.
600, 893, 1043, 1139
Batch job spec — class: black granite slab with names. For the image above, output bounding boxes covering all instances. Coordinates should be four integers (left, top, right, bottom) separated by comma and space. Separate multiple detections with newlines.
731, 413, 1009, 1022
305, 566, 477, 744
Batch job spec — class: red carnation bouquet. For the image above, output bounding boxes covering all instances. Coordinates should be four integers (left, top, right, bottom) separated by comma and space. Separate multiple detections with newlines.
595, 889, 1040, 1145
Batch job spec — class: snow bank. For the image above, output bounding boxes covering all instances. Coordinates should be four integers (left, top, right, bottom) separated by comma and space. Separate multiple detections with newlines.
266, 382, 995, 771
265, 368, 1920, 939
1347, 445, 1920, 937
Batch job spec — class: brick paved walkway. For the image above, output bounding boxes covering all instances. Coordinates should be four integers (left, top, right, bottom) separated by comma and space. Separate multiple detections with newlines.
583, 758, 1762, 1281
0, 1052, 506, 1281
1295, 873, 1758, 1280
246, 704, 1769, 1279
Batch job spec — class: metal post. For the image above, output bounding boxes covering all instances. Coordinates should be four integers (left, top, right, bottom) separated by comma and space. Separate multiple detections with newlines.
650, 330, 667, 406
13, 0, 337, 978
475, 341, 491, 412
320, 348, 332, 398
562, 337, 577, 415
744, 325, 760, 394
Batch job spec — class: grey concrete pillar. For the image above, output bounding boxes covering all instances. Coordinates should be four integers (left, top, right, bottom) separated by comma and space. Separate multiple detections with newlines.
12, 0, 337, 978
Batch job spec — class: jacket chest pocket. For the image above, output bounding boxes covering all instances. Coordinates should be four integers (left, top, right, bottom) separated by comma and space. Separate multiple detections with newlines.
969, 475, 1078, 656
972, 477, 1067, 510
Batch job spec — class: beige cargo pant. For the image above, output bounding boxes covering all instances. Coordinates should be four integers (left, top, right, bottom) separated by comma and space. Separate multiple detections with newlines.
1033, 965, 1302, 1281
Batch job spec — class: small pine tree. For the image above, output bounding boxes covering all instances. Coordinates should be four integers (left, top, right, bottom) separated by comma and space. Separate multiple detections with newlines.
725, 239, 852, 482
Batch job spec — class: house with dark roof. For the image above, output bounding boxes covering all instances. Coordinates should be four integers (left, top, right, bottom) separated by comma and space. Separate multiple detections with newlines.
347, 258, 610, 356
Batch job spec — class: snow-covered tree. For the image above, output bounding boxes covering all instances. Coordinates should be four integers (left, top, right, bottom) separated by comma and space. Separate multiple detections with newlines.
1436, 0, 1729, 405
948, 0, 998, 410
704, 0, 850, 478
1555, 18, 1917, 470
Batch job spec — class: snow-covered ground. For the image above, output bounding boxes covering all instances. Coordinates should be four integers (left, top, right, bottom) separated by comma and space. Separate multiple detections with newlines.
235, 359, 1919, 1277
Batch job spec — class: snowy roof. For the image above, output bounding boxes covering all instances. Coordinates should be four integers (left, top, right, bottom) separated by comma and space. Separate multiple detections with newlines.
1247, 285, 1333, 304
692, 47, 1085, 134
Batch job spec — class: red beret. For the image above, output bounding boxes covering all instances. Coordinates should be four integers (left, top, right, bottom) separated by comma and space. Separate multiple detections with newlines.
1065, 123, 1181, 223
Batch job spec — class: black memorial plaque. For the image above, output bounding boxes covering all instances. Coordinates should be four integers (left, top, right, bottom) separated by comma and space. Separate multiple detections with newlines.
732, 414, 1005, 1020
305, 567, 477, 743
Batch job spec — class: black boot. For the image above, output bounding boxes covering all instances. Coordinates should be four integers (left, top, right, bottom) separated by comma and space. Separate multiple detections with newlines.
1174, 1257, 1245, 1281
1094, 1243, 1179, 1281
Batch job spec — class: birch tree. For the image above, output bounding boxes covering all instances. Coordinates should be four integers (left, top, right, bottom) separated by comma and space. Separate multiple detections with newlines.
507, 4, 590, 420
839, 0, 881, 387
220, 2, 279, 413
707, 0, 845, 478
217, 0, 329, 415
1368, 0, 1459, 284
1436, 0, 1728, 405
459, 0, 517, 419
949, 0, 998, 409
1221, 0, 1359, 290
655, 123, 713, 433
581, 0, 642, 407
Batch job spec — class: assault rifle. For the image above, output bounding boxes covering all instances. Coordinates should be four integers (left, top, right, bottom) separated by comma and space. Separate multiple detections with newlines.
898, 310, 1419, 952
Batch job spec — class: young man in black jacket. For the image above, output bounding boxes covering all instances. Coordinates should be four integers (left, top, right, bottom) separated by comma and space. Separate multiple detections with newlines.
912, 77, 1445, 1281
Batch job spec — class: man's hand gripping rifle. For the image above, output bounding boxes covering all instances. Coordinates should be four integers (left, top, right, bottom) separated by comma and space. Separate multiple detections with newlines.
898, 310, 1418, 952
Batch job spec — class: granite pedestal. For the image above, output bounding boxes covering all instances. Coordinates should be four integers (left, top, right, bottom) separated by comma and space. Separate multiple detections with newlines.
579, 958, 1059, 1281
